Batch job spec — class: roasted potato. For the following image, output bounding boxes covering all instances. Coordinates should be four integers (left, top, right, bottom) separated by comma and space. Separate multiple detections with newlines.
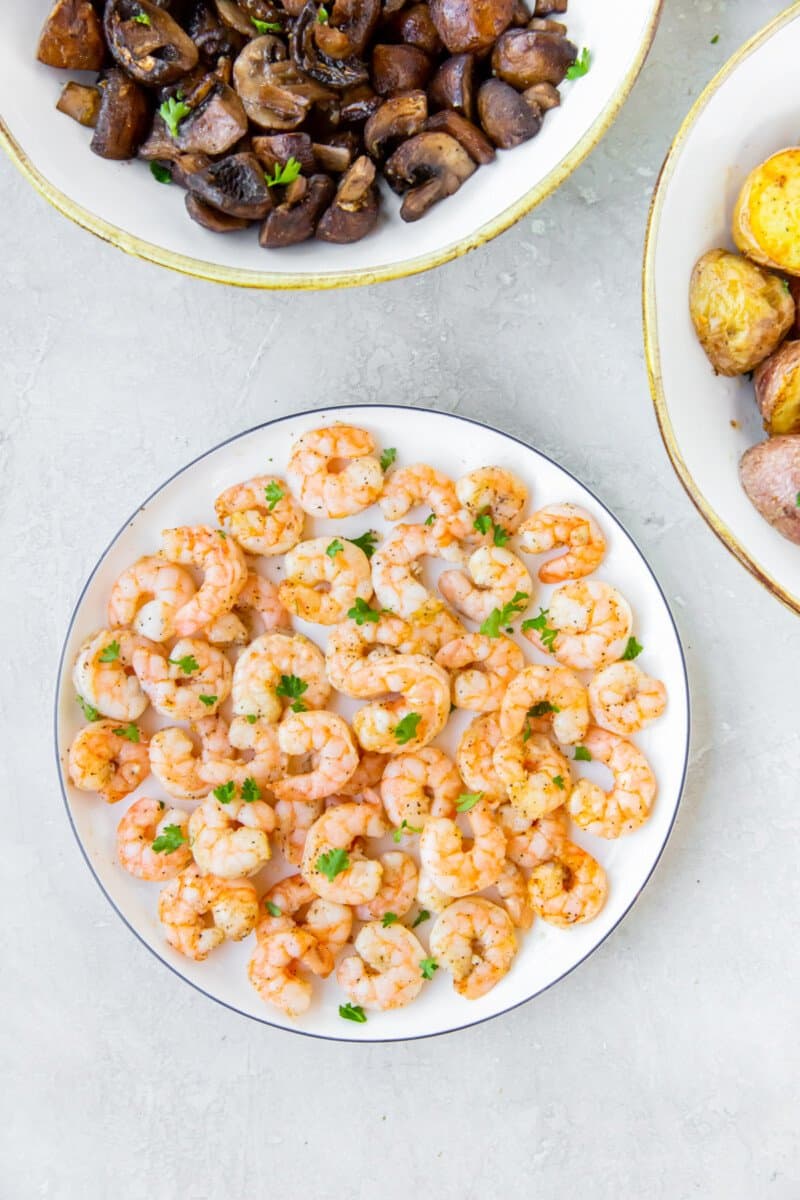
753, 340, 800, 436
732, 148, 800, 276
689, 249, 794, 376
739, 435, 800, 544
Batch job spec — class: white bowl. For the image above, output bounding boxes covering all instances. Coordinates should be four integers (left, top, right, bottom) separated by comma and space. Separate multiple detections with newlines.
644, 3, 800, 616
55, 404, 689, 1042
3, 2, 660, 290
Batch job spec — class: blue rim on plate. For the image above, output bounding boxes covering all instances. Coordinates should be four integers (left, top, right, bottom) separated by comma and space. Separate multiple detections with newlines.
54, 403, 691, 1043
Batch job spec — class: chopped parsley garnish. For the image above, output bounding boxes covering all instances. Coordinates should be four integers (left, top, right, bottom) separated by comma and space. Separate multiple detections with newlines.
527, 700, 560, 718
241, 777, 260, 803
381, 912, 399, 927
456, 791, 482, 813
473, 513, 492, 536
480, 591, 529, 638
77, 695, 100, 722
133, 11, 151, 25
796, 492, 800, 507
112, 724, 140, 743
245, 714, 258, 724
566, 47, 591, 79
493, 524, 510, 547
317, 4, 329, 20
265, 900, 282, 917
348, 597, 380, 625
521, 607, 558, 651
168, 654, 200, 675
317, 848, 350, 881
339, 1002, 367, 1023
710, 33, 719, 44
213, 781, 236, 805
392, 819, 423, 843
326, 539, 344, 558
424, 513, 436, 526
348, 530, 379, 559
380, 447, 397, 472
574, 745, 592, 762
552, 775, 565, 790
159, 95, 191, 140
412, 909, 431, 928
419, 957, 438, 980
152, 825, 187, 854
251, 16, 281, 32
621, 636, 643, 661
150, 161, 172, 184
199, 694, 217, 707
394, 712, 422, 745
265, 157, 303, 188
99, 640, 120, 663
264, 481, 284, 510
276, 674, 308, 712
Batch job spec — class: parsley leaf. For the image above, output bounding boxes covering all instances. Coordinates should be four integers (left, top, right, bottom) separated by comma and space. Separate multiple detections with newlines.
381, 912, 399, 927
213, 781, 236, 805
566, 46, 591, 79
317, 848, 350, 881
796, 492, 800, 507
168, 654, 200, 675
412, 909, 431, 928
245, 714, 258, 724
77, 695, 100, 722
264, 481, 284, 510
392, 819, 423, 843
317, 4, 329, 20
265, 900, 282, 917
150, 161, 172, 184
474, 513, 492, 535
419, 957, 438, 980
339, 1002, 367, 1023
424, 513, 436, 526
112, 724, 140, 743
133, 10, 151, 24
380, 447, 397, 472
276, 675, 308, 712
159, 95, 192, 139
199, 694, 217, 707
552, 774, 565, 790
456, 791, 483, 813
394, 712, 422, 745
241, 777, 260, 803
349, 530, 379, 559
521, 607, 558, 651
710, 33, 719, 44
480, 591, 529, 638
493, 524, 510, 547
265, 156, 303, 188
152, 824, 187, 853
251, 16, 281, 32
348, 597, 380, 625
527, 700, 560, 718
326, 539, 344, 558
99, 640, 120, 663
621, 636, 643, 661
574, 745, 592, 762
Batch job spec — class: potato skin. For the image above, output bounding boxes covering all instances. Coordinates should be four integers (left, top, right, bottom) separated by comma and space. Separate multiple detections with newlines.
733, 149, 800, 276
739, 436, 800, 544
689, 249, 795, 376
753, 340, 800, 436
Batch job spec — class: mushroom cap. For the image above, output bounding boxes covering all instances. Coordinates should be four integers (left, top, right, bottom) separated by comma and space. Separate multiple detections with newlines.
260, 174, 336, 247
317, 156, 380, 243
292, 2, 371, 88
185, 192, 252, 232
37, 0, 106, 71
314, 0, 381, 60
104, 0, 199, 86
491, 29, 577, 90
385, 130, 476, 221
187, 151, 273, 217
371, 43, 433, 96
429, 0, 514, 55
234, 40, 334, 131
90, 68, 151, 161
428, 53, 475, 120
477, 78, 542, 149
425, 109, 494, 164
364, 90, 428, 160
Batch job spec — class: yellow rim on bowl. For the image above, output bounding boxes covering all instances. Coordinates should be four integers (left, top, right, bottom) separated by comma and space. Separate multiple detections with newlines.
643, 1, 800, 618
2, 3, 662, 292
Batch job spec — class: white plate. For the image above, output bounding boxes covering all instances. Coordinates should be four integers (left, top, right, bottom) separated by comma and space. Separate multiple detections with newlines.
54, 405, 689, 1042
644, 3, 800, 616
3, 2, 660, 290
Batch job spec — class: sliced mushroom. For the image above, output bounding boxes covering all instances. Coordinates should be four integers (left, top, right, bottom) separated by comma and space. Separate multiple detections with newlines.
384, 130, 476, 221
509, 0, 530, 27
533, 0, 567, 11
104, 0, 199, 85
425, 109, 494, 164
492, 29, 576, 89
37, 0, 106, 71
428, 53, 475, 120
389, 4, 443, 56
477, 78, 541, 148
186, 191, 252, 230
339, 83, 381, 123
371, 44, 433, 96
523, 81, 560, 111
252, 132, 317, 175
314, 0, 381, 60
214, 0, 261, 35
312, 131, 360, 172
317, 155, 380, 242
187, 151, 272, 216
291, 3, 370, 89
235, 41, 337, 131
188, 2, 246, 64
56, 82, 101, 128
169, 151, 213, 186
429, 0, 514, 55
364, 91, 428, 160
90, 69, 151, 160
259, 173, 335, 246
527, 16, 567, 33
148, 77, 249, 155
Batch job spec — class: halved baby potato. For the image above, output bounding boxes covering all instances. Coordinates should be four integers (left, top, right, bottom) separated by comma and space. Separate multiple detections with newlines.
753, 340, 800, 435
739, 435, 800, 544
689, 249, 794, 376
733, 148, 800, 276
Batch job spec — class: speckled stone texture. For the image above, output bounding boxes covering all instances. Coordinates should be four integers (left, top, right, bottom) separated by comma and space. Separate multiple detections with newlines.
1, 2, 799, 1196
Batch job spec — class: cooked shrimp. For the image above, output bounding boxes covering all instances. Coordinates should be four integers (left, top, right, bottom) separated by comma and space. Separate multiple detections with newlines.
355, 852, 418, 920
348, 654, 451, 754
419, 803, 506, 897
500, 663, 589, 746
523, 581, 633, 671
455, 467, 528, 532
272, 711, 359, 802
404, 598, 466, 656
206, 569, 292, 645
132, 636, 232, 720
588, 662, 667, 735
567, 726, 657, 838
158, 864, 258, 960
417, 869, 454, 914
438, 546, 533, 624
273, 796, 324, 865
501, 806, 570, 871
258, 876, 349, 965
68, 719, 149, 803
107, 556, 197, 643
149, 727, 210, 800
232, 631, 330, 720
371, 523, 465, 618
279, 537, 373, 625
197, 715, 285, 789
336, 922, 426, 1011
287, 424, 383, 518
325, 612, 420, 696
116, 797, 192, 881
518, 504, 606, 583
249, 929, 332, 1017
379, 464, 461, 521
304, 898, 353, 956
492, 860, 534, 930
379, 747, 461, 827
188, 793, 275, 878
528, 842, 608, 927
301, 800, 386, 903
161, 525, 247, 636
215, 475, 304, 556
456, 713, 505, 802
73, 629, 153, 721
493, 731, 572, 820
205, 611, 249, 646
336, 751, 389, 797
435, 633, 524, 711
430, 897, 517, 998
